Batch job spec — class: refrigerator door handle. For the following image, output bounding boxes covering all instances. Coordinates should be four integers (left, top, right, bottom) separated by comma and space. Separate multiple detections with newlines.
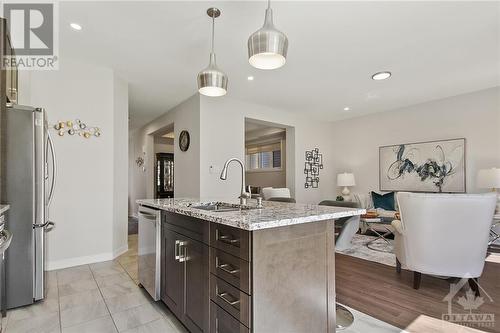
33, 221, 50, 228
46, 128, 57, 208
44, 221, 55, 232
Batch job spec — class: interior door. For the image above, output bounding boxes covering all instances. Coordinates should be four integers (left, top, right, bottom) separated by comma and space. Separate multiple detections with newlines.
155, 153, 174, 198
183, 238, 209, 333
161, 228, 184, 319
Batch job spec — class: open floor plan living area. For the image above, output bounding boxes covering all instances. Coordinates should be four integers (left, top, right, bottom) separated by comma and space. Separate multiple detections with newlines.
0, 1, 499, 332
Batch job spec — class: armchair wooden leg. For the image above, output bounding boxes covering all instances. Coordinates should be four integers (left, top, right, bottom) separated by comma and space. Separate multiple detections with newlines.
468, 278, 480, 297
413, 272, 422, 289
396, 258, 401, 274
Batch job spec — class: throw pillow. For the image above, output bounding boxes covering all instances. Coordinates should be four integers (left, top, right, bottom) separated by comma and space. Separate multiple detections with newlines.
371, 191, 395, 211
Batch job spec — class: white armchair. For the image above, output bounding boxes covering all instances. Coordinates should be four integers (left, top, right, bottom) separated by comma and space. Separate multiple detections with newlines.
392, 192, 497, 292
261, 187, 291, 200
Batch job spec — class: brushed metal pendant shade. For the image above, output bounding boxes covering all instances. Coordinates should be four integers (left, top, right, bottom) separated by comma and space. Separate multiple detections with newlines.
198, 8, 228, 97
248, 1, 288, 70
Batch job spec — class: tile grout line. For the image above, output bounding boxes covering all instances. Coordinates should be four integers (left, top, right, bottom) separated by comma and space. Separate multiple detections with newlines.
89, 265, 121, 333
55, 272, 62, 333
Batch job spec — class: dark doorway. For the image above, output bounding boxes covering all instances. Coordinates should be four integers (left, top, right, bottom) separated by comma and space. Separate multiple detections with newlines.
156, 153, 174, 198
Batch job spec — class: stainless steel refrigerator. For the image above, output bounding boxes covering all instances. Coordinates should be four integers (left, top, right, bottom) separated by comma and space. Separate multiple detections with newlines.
3, 104, 56, 308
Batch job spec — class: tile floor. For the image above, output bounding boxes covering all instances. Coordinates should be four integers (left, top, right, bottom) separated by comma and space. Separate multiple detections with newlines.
2, 233, 403, 333
2, 234, 187, 333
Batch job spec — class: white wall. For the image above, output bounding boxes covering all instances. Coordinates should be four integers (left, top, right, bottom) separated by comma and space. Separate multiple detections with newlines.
23, 59, 128, 270
128, 95, 200, 217
329, 87, 500, 196
113, 76, 129, 256
199, 96, 336, 204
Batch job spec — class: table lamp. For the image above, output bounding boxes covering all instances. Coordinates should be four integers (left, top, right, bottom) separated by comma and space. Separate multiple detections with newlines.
477, 168, 500, 214
337, 172, 356, 201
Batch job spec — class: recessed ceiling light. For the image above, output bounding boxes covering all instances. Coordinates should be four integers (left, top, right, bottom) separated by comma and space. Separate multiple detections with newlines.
70, 23, 82, 31
247, 76, 254, 81
343, 107, 350, 111
372, 71, 391, 80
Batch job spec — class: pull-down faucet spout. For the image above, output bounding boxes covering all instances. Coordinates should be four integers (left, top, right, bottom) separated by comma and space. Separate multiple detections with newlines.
220, 158, 251, 205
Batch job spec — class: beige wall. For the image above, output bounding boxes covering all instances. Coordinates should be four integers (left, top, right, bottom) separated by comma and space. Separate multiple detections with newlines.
329, 87, 500, 196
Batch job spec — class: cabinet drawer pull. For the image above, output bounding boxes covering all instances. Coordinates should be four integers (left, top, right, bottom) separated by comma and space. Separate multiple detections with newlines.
174, 240, 180, 260
217, 262, 239, 275
178, 241, 188, 262
217, 292, 240, 306
218, 234, 239, 245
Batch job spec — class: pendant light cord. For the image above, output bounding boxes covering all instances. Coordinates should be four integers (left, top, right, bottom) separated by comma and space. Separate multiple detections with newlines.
211, 13, 215, 53
268, 0, 271, 9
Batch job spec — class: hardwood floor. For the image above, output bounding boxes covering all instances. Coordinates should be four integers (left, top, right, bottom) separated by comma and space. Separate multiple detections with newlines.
336, 253, 500, 333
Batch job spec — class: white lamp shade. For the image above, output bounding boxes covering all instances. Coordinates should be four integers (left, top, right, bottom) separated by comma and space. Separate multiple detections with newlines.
477, 168, 500, 189
337, 173, 356, 187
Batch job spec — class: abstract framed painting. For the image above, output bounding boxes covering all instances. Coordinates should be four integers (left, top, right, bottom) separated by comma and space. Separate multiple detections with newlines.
379, 138, 466, 193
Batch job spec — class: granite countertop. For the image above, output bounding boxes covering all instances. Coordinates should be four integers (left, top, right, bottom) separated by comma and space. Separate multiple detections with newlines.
0, 204, 10, 215
137, 198, 365, 231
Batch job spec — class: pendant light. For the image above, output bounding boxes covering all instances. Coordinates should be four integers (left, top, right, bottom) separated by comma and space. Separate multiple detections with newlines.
197, 8, 228, 97
248, 0, 288, 70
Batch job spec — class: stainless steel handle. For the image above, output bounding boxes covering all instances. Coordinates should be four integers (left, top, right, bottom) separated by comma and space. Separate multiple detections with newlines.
45, 221, 55, 232
138, 212, 157, 220
217, 263, 239, 275
33, 221, 50, 229
178, 241, 187, 262
217, 292, 240, 306
47, 128, 57, 208
175, 240, 180, 260
218, 234, 239, 245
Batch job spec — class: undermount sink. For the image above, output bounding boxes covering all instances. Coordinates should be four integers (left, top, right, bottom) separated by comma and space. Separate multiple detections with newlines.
191, 202, 259, 213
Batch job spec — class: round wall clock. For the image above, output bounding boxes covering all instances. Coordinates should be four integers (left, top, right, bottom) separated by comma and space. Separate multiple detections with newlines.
179, 130, 190, 152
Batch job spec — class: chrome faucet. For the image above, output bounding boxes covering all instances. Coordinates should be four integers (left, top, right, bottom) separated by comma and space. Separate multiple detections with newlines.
220, 158, 251, 205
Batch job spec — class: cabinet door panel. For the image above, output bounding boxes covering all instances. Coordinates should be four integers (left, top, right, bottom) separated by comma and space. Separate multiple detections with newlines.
183, 238, 209, 333
161, 228, 184, 319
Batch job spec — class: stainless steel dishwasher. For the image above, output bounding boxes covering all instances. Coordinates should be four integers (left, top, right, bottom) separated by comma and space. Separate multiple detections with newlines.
138, 205, 161, 301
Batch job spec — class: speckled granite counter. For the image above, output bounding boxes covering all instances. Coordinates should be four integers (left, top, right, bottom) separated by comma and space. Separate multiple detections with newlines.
137, 198, 365, 231
0, 204, 10, 215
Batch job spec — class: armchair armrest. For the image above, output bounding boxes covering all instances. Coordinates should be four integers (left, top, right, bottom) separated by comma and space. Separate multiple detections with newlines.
391, 219, 404, 235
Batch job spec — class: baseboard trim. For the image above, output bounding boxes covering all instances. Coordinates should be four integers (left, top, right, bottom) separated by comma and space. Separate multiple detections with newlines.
113, 244, 129, 258
47, 244, 129, 271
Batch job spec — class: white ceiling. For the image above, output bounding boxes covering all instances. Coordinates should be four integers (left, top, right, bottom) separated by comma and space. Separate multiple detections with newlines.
59, 1, 500, 129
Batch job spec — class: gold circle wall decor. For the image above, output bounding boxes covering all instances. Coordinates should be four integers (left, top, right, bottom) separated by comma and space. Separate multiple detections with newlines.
52, 119, 101, 139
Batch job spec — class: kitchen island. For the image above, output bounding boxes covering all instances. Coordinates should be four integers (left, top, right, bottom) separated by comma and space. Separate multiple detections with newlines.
137, 198, 364, 333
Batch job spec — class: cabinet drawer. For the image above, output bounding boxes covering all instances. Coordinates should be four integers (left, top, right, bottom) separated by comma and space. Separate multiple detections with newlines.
210, 275, 251, 328
210, 223, 251, 261
163, 211, 209, 244
210, 301, 249, 333
210, 248, 251, 294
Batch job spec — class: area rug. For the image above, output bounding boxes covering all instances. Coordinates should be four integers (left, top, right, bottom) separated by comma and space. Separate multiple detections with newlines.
336, 234, 396, 267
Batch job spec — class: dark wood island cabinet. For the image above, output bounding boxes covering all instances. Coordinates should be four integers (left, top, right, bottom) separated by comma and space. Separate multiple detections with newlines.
161, 211, 250, 333
141, 198, 364, 333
